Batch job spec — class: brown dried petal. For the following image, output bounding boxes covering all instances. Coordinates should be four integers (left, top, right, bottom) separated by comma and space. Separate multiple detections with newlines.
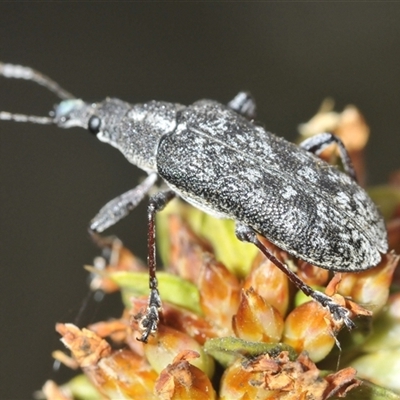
155, 350, 217, 400
56, 324, 158, 399
56, 323, 112, 368
42, 380, 73, 400
323, 367, 361, 399
51, 350, 79, 370
162, 303, 219, 345
88, 318, 130, 345
336, 106, 369, 152
89, 235, 146, 293
167, 214, 213, 283
220, 351, 359, 400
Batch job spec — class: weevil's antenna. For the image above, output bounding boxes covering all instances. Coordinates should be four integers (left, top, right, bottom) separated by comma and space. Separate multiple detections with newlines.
0, 62, 74, 99
0, 62, 75, 125
0, 111, 54, 125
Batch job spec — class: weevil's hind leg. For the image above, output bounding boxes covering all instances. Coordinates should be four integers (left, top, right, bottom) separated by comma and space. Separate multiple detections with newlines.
89, 173, 158, 233
228, 91, 257, 120
137, 190, 176, 342
300, 132, 357, 182
235, 224, 356, 331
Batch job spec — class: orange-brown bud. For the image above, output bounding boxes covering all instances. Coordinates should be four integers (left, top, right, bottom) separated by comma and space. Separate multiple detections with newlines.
143, 325, 214, 378
282, 302, 336, 362
338, 253, 399, 314
197, 256, 241, 336
233, 288, 284, 343
243, 252, 289, 317
155, 350, 216, 400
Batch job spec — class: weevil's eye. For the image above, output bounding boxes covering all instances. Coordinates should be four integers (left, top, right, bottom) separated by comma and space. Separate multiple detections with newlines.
88, 115, 101, 134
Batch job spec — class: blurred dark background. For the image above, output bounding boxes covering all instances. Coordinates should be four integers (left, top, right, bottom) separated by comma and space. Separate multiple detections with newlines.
0, 4, 399, 399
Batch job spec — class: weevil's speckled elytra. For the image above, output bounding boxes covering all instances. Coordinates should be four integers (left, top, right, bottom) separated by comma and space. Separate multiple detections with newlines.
0, 63, 388, 342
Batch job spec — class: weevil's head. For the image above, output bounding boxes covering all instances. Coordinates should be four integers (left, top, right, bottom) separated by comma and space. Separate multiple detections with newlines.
53, 99, 95, 129
53, 98, 131, 139
54, 97, 180, 172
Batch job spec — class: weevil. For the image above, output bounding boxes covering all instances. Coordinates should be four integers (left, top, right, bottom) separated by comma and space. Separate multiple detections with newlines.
0, 62, 388, 342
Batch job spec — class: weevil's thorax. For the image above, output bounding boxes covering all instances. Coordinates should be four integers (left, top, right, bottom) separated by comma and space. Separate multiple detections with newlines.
97, 99, 183, 172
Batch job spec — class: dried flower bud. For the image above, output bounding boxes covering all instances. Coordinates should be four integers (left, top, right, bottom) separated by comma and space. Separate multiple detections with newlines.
233, 288, 284, 343
42, 380, 72, 400
162, 303, 218, 345
296, 260, 330, 287
89, 235, 146, 293
337, 253, 399, 314
197, 256, 241, 336
282, 302, 336, 362
243, 252, 289, 317
143, 325, 214, 378
220, 351, 360, 400
166, 214, 213, 283
56, 324, 158, 399
155, 350, 216, 400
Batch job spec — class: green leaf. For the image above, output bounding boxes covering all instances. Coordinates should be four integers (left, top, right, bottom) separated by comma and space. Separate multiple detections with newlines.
334, 379, 400, 400
368, 185, 400, 221
350, 349, 400, 394
62, 374, 101, 400
185, 206, 258, 278
204, 337, 296, 368
361, 307, 400, 353
294, 285, 325, 307
108, 270, 202, 315
156, 200, 258, 278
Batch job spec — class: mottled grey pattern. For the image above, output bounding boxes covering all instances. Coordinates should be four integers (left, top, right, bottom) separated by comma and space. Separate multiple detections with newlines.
52, 94, 387, 272
65, 98, 184, 172
156, 101, 387, 271
3, 61, 387, 336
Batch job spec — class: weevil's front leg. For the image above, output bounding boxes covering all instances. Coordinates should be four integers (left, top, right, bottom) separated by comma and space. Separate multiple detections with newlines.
137, 190, 176, 342
235, 224, 356, 331
300, 132, 357, 181
89, 173, 158, 233
228, 91, 257, 120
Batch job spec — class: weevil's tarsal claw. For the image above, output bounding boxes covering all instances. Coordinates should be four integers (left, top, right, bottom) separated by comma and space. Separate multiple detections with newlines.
136, 287, 162, 343
311, 290, 356, 330
135, 190, 175, 342
235, 223, 356, 332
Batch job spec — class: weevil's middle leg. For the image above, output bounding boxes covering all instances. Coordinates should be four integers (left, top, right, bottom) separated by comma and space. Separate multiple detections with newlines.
300, 132, 357, 182
137, 190, 176, 342
235, 224, 356, 331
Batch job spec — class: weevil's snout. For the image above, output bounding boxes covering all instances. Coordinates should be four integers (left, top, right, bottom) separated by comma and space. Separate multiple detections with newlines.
53, 99, 95, 130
